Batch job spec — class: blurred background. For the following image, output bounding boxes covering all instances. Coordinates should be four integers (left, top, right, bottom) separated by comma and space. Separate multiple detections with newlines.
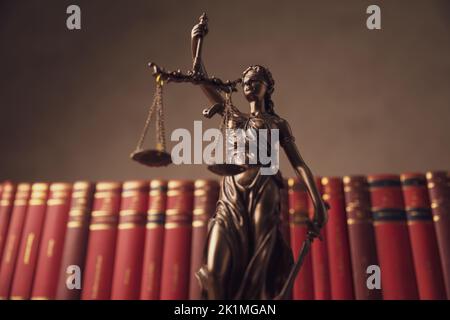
0, 0, 449, 182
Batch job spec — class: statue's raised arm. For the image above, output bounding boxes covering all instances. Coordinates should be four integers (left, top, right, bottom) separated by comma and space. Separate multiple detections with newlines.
190, 13, 225, 108
147, 13, 241, 103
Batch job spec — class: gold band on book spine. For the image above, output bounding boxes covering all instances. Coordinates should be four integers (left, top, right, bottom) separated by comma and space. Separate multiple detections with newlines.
95, 182, 121, 191
89, 182, 121, 230
343, 176, 372, 225
165, 180, 194, 229
2, 182, 14, 192
151, 179, 166, 188
67, 182, 95, 230
168, 180, 193, 189
50, 183, 72, 192
0, 182, 15, 206
31, 183, 48, 191
73, 181, 91, 190
47, 183, 72, 206
17, 183, 31, 192
347, 218, 372, 225
146, 180, 167, 229
122, 180, 149, 190
193, 179, 219, 229
31, 184, 49, 194
28, 183, 50, 206
13, 199, 27, 206
119, 181, 148, 231
322, 177, 344, 199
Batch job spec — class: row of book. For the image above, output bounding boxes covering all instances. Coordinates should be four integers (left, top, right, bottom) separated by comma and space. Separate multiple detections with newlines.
0, 171, 449, 300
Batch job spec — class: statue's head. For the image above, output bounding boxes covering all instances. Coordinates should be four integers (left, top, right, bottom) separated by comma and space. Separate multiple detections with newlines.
242, 65, 276, 114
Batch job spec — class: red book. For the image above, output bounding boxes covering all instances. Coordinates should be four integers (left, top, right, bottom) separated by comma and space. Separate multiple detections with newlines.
0, 183, 2, 252
288, 178, 314, 300
56, 181, 95, 300
343, 176, 382, 300
309, 177, 331, 300
0, 183, 31, 299
111, 181, 149, 300
160, 180, 194, 300
426, 171, 450, 299
140, 180, 167, 300
400, 173, 446, 300
322, 177, 354, 300
368, 174, 418, 300
189, 179, 219, 300
82, 182, 121, 300
280, 179, 291, 246
31, 183, 72, 300
0, 182, 16, 261
10, 183, 50, 300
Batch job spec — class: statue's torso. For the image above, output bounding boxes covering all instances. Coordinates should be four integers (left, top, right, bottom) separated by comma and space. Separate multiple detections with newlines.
224, 108, 283, 187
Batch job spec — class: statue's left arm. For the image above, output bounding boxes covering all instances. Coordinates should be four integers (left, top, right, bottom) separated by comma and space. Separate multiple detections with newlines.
278, 118, 329, 232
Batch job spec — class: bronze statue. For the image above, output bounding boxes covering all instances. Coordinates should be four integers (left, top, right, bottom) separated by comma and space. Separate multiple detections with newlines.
134, 13, 328, 300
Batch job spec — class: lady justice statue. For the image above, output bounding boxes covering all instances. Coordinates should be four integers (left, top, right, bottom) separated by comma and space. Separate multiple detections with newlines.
134, 14, 328, 300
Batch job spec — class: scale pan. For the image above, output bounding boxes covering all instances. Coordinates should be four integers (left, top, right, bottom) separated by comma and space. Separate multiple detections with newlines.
207, 163, 248, 176
130, 149, 172, 167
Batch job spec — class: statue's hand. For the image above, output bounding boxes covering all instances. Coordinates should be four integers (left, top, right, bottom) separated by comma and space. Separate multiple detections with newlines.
305, 201, 329, 241
306, 220, 323, 240
191, 22, 208, 40
191, 22, 208, 73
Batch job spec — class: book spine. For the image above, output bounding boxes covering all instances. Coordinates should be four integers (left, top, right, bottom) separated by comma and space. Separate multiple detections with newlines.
322, 177, 354, 300
309, 177, 331, 300
280, 179, 291, 246
0, 183, 31, 299
81, 182, 121, 300
400, 173, 446, 300
140, 180, 167, 300
368, 174, 418, 299
0, 182, 2, 257
31, 183, 72, 300
160, 180, 194, 300
0, 182, 16, 261
189, 179, 219, 300
343, 176, 382, 300
10, 183, 50, 300
426, 171, 450, 299
288, 178, 314, 300
55, 182, 95, 300
111, 181, 149, 300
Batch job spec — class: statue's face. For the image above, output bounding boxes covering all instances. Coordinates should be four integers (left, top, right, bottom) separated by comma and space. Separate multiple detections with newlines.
243, 71, 267, 102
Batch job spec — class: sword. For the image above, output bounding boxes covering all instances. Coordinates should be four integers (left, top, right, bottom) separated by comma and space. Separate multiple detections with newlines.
274, 202, 330, 300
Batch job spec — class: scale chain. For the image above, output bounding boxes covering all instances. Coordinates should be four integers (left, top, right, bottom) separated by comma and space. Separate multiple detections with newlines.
156, 83, 166, 152
135, 82, 162, 152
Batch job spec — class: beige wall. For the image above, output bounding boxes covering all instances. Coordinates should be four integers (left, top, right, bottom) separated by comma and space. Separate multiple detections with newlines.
0, 0, 449, 182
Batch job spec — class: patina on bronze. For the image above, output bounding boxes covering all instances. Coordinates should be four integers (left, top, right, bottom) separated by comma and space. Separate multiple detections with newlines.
141, 13, 329, 300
